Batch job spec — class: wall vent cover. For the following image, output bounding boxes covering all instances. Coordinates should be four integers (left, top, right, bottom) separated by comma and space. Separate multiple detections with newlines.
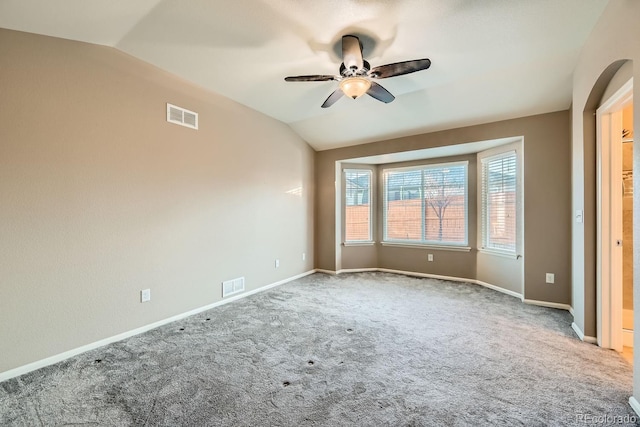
222, 277, 245, 298
167, 103, 198, 130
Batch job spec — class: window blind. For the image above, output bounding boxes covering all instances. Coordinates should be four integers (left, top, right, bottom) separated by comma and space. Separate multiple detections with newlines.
384, 162, 468, 245
344, 169, 372, 242
481, 152, 517, 253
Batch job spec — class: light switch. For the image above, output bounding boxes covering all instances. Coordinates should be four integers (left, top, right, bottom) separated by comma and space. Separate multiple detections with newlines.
575, 210, 583, 223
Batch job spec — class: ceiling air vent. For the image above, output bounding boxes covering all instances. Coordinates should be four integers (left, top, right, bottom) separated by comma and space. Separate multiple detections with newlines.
166, 103, 198, 130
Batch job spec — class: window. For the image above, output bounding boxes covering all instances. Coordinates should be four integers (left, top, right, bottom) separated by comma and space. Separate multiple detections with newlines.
481, 152, 517, 253
344, 169, 372, 242
383, 162, 468, 246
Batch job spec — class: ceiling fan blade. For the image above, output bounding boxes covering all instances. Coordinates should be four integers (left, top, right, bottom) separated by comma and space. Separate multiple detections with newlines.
366, 82, 395, 103
342, 35, 364, 71
284, 75, 337, 82
321, 89, 344, 108
369, 59, 431, 79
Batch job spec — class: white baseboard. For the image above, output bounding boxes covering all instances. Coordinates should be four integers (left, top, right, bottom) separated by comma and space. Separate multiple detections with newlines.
571, 322, 598, 344
474, 279, 523, 300
337, 268, 378, 274
624, 329, 634, 348
379, 268, 472, 283
571, 322, 585, 340
630, 396, 640, 418
523, 299, 572, 312
0, 269, 316, 383
314, 269, 338, 275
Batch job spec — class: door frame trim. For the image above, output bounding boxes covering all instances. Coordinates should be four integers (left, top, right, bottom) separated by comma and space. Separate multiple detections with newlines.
596, 77, 633, 351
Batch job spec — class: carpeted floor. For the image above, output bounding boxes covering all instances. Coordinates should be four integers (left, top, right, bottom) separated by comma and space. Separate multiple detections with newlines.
0, 272, 637, 426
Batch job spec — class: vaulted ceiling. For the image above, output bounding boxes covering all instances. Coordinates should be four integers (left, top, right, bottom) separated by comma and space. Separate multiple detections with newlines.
0, 0, 609, 150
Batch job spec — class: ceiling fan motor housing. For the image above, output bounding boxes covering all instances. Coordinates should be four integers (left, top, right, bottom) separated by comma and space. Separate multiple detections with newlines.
340, 61, 371, 77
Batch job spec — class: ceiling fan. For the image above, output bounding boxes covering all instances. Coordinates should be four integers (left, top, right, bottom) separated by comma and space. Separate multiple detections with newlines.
284, 35, 431, 108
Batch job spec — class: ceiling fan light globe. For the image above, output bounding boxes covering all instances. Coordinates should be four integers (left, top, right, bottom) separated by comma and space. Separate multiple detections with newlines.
339, 77, 371, 99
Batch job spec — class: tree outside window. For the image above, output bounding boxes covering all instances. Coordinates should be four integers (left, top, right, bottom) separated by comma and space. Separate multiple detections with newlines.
384, 162, 467, 245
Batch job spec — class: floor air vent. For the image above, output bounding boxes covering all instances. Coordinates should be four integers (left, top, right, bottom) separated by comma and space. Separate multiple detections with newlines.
222, 277, 245, 298
166, 103, 198, 130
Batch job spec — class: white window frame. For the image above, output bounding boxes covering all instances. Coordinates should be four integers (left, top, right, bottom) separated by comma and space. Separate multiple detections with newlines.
343, 168, 373, 244
382, 161, 469, 247
478, 144, 523, 259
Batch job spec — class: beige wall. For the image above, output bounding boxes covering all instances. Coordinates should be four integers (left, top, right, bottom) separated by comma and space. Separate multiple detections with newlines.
0, 29, 315, 375
476, 140, 524, 296
601, 61, 634, 104
316, 111, 571, 304
569, 0, 640, 404
340, 163, 377, 270
376, 154, 477, 280
571, 1, 639, 339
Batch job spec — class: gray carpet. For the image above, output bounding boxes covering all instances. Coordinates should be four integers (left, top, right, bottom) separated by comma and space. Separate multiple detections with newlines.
0, 272, 637, 426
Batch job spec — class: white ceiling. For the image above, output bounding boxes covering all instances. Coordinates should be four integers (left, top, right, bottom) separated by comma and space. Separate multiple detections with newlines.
0, 0, 608, 151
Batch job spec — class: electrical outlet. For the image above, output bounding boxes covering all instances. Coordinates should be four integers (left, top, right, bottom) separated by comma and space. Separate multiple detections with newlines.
302, 252, 306, 261
428, 254, 434, 262
140, 289, 151, 303
545, 273, 555, 284
275, 259, 280, 268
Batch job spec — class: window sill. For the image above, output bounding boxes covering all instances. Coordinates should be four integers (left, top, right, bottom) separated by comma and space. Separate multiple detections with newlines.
478, 249, 521, 260
343, 241, 375, 247
381, 242, 471, 252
